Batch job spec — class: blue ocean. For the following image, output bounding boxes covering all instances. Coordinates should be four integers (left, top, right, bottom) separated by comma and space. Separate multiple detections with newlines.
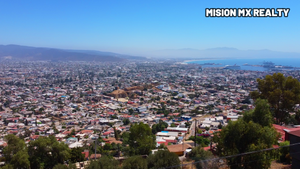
187, 58, 300, 71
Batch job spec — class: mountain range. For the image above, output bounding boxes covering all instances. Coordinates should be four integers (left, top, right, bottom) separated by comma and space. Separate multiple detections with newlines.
1, 45, 299, 61
149, 47, 300, 59
0, 45, 146, 62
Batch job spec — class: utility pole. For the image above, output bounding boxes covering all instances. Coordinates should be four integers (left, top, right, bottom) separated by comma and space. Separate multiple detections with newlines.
194, 119, 197, 147
94, 139, 97, 160
181, 138, 184, 169
116, 90, 119, 102
118, 143, 120, 159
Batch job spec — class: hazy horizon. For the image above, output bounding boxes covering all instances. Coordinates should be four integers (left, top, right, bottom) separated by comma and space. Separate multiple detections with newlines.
1, 0, 299, 57
2, 44, 300, 59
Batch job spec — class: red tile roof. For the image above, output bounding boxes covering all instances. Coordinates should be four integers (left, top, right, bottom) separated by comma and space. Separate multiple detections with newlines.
103, 131, 112, 136
157, 141, 167, 144
7, 117, 19, 121
203, 146, 211, 151
157, 142, 167, 146
31, 135, 40, 140
103, 137, 122, 144
165, 140, 177, 143
80, 130, 93, 134
90, 154, 101, 159
273, 124, 288, 141
63, 131, 71, 135
167, 144, 192, 153
82, 152, 89, 159
107, 112, 115, 115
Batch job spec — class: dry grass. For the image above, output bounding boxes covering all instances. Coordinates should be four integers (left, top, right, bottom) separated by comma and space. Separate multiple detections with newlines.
270, 161, 291, 169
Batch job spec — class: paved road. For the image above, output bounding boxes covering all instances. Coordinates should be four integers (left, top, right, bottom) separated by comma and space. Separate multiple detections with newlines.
185, 115, 210, 140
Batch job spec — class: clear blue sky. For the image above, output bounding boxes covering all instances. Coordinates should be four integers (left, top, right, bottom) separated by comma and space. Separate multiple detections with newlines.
0, 0, 299, 55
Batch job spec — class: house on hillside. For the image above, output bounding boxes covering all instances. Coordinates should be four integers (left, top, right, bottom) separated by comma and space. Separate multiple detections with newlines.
286, 128, 300, 169
166, 144, 192, 156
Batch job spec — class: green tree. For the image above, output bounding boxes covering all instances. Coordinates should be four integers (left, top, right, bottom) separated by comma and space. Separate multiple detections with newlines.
121, 132, 130, 145
188, 136, 210, 147
278, 141, 291, 164
147, 150, 180, 169
39, 107, 45, 113
52, 163, 76, 169
157, 144, 168, 150
211, 98, 280, 168
122, 156, 147, 169
70, 129, 76, 136
151, 120, 168, 134
103, 143, 112, 150
3, 134, 30, 169
70, 147, 84, 163
86, 156, 119, 169
53, 126, 59, 134
0, 165, 13, 169
213, 119, 279, 169
170, 123, 176, 127
243, 99, 273, 127
128, 109, 134, 115
114, 127, 119, 140
52, 164, 68, 169
185, 122, 191, 128
217, 124, 222, 129
28, 136, 71, 169
188, 146, 218, 169
251, 73, 300, 123
128, 122, 156, 155
122, 118, 130, 125
10, 150, 31, 169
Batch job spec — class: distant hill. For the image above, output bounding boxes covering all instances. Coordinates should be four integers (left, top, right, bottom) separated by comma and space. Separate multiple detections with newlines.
149, 48, 300, 59
65, 49, 146, 60
0, 45, 144, 62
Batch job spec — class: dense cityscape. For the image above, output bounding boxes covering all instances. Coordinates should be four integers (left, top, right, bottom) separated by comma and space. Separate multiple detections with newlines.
0, 60, 300, 168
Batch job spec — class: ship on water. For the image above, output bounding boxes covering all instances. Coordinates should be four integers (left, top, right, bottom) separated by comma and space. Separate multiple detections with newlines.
263, 61, 275, 68
203, 63, 215, 65
200, 63, 222, 65
224, 64, 241, 70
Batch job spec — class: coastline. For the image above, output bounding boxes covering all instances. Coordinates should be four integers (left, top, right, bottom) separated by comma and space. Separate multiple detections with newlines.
183, 58, 227, 64
181, 58, 300, 72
